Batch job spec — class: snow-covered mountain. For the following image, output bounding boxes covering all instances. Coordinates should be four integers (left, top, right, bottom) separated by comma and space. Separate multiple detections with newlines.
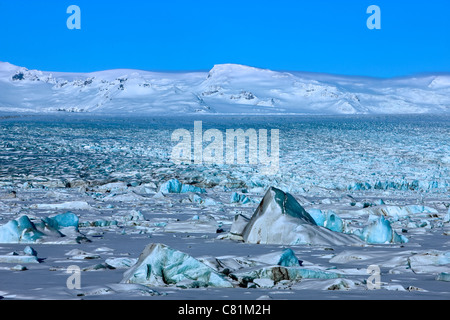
0, 61, 449, 115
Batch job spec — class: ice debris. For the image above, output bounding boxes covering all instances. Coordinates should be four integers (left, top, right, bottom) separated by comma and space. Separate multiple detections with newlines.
231, 187, 362, 246
42, 212, 79, 231
121, 243, 233, 288
159, 179, 206, 194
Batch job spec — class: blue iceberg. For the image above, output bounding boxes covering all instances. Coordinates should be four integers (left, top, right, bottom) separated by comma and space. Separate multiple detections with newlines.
0, 213, 87, 244
42, 212, 79, 231
121, 243, 233, 288
0, 216, 45, 244
277, 249, 303, 267
307, 209, 344, 233
159, 179, 206, 194
230, 192, 252, 204
359, 215, 407, 244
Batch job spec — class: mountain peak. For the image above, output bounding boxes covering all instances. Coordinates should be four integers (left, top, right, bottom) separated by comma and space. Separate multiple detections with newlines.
207, 64, 282, 79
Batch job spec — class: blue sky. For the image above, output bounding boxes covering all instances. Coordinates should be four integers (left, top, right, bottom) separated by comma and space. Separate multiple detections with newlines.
0, 0, 449, 77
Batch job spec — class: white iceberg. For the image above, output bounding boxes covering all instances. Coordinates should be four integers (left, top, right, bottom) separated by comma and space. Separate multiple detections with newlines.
444, 208, 450, 223
237, 187, 362, 246
31, 201, 92, 210
365, 205, 438, 221
407, 251, 450, 274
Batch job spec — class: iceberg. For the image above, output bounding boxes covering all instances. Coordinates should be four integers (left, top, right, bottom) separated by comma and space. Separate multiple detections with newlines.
105, 257, 138, 269
0, 216, 45, 243
436, 273, 450, 282
408, 251, 450, 267
121, 243, 233, 288
42, 212, 79, 231
277, 249, 303, 267
307, 209, 344, 233
230, 192, 252, 204
444, 208, 450, 223
0, 213, 88, 244
238, 187, 362, 246
159, 179, 206, 194
359, 215, 407, 244
31, 201, 91, 210
229, 214, 251, 237
0, 246, 41, 264
366, 205, 438, 221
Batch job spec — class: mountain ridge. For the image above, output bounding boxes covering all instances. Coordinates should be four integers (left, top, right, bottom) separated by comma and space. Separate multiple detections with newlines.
0, 62, 449, 115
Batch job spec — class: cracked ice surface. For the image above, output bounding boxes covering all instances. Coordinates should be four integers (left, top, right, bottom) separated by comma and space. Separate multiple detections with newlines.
0, 114, 449, 300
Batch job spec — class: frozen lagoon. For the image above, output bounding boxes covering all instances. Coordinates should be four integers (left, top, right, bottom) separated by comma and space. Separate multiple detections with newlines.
0, 114, 449, 300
